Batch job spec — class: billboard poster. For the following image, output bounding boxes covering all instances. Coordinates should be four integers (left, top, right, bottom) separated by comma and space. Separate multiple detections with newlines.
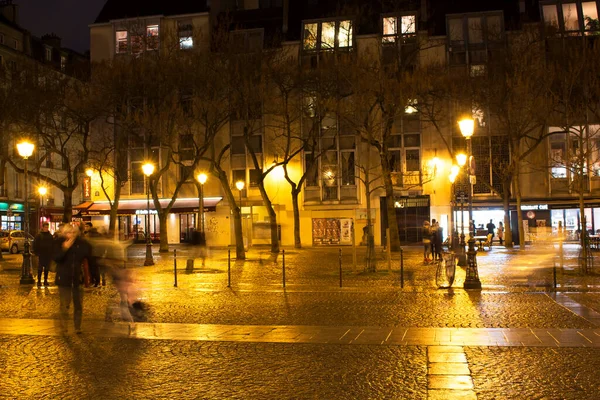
312, 218, 353, 246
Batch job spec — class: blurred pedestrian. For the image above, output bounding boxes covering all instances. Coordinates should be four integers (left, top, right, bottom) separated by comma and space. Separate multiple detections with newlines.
431, 219, 442, 261
422, 221, 431, 263
497, 221, 504, 246
486, 219, 496, 245
33, 222, 54, 287
86, 228, 103, 287
54, 224, 92, 334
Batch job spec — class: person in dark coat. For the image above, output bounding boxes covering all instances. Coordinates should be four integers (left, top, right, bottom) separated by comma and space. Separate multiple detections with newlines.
430, 219, 442, 261
33, 222, 54, 287
54, 224, 92, 334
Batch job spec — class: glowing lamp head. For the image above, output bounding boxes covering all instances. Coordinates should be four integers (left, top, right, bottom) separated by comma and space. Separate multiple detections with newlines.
38, 187, 48, 196
450, 165, 460, 176
142, 162, 155, 177
197, 173, 207, 185
17, 141, 35, 159
456, 153, 467, 167
85, 169, 93, 177
235, 181, 245, 191
449, 173, 457, 184
458, 118, 475, 138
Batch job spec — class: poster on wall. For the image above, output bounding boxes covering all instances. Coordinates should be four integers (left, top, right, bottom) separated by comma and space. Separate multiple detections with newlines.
339, 219, 353, 245
313, 218, 353, 246
523, 219, 530, 243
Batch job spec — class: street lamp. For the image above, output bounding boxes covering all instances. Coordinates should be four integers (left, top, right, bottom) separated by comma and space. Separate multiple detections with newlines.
458, 118, 481, 289
17, 140, 35, 285
142, 162, 155, 266
197, 173, 207, 234
235, 180, 244, 207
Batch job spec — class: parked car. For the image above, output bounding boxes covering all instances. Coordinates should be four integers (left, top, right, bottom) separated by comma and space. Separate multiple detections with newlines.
0, 230, 35, 254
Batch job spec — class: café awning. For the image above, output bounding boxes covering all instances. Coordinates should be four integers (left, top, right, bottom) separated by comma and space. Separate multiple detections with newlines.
82, 197, 222, 216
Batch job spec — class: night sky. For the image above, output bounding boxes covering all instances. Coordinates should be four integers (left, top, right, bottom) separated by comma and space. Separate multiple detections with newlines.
16, 0, 106, 54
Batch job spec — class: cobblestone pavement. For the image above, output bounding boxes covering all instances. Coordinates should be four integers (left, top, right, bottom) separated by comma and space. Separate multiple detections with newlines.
1, 245, 600, 399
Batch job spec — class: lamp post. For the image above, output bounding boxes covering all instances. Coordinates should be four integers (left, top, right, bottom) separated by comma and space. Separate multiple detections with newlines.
142, 162, 155, 266
38, 186, 47, 231
236, 180, 245, 249
197, 173, 207, 234
17, 140, 35, 285
458, 118, 481, 289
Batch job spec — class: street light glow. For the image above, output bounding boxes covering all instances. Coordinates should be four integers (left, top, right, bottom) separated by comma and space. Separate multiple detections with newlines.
456, 153, 467, 167
449, 174, 456, 183
38, 187, 47, 196
197, 173, 207, 185
142, 162, 155, 177
16, 141, 35, 159
458, 118, 475, 138
451, 165, 460, 176
235, 181, 245, 191
85, 168, 93, 177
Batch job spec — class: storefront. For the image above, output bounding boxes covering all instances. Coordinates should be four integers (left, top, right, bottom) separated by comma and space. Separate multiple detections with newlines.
0, 202, 24, 231
79, 197, 222, 243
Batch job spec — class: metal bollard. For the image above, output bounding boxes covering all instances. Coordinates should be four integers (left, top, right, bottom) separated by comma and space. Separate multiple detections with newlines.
227, 249, 231, 288
400, 248, 404, 289
173, 249, 178, 287
339, 248, 342, 288
553, 263, 557, 290
282, 249, 286, 288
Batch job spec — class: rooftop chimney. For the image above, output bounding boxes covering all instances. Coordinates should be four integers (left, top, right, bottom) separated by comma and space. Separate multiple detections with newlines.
0, 0, 18, 24
41, 33, 62, 49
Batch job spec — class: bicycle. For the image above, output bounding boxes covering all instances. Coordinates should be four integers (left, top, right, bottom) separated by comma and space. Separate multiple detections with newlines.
435, 251, 457, 288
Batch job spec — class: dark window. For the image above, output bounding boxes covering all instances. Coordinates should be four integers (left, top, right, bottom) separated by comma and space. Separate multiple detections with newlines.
249, 169, 261, 187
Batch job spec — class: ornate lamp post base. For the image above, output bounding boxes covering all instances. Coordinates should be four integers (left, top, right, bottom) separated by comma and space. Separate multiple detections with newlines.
20, 242, 35, 285
463, 238, 482, 289
457, 233, 467, 266
144, 239, 154, 266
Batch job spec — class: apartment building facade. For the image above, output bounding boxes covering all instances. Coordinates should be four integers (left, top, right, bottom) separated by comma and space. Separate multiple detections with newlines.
87, 0, 600, 247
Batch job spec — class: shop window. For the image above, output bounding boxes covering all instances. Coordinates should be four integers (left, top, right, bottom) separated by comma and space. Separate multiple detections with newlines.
549, 132, 567, 178
583, 2, 599, 31
116, 30, 128, 53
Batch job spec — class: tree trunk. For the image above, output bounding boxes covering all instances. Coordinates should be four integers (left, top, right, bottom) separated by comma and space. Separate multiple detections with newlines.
291, 189, 301, 248
514, 167, 525, 250
108, 183, 122, 237
379, 152, 400, 251
63, 189, 74, 223
364, 177, 376, 272
579, 192, 587, 272
257, 181, 279, 253
218, 172, 245, 260
502, 179, 513, 248
158, 211, 169, 252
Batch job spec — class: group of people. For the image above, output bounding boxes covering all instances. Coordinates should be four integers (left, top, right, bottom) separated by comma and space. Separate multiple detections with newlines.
422, 219, 443, 262
31, 221, 133, 334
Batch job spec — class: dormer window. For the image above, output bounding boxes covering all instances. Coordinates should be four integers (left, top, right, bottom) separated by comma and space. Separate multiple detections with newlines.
382, 14, 416, 43
45, 47, 52, 62
116, 30, 128, 53
302, 19, 354, 51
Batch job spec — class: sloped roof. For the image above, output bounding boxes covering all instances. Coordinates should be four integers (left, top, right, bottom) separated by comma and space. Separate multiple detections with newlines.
94, 0, 209, 24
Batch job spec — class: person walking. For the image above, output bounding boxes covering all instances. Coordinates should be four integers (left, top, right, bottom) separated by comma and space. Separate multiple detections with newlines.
33, 222, 54, 287
497, 221, 504, 246
54, 224, 92, 334
422, 221, 431, 263
486, 219, 496, 245
431, 219, 442, 261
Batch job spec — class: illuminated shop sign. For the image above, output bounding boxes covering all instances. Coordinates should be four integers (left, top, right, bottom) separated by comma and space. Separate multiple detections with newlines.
135, 209, 158, 215
521, 204, 548, 211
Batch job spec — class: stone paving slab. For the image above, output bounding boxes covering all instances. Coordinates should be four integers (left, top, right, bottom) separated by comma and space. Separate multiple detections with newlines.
3, 317, 600, 347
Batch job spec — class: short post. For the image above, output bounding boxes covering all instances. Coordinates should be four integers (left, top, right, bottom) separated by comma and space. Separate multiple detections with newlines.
386, 228, 391, 271
173, 249, 178, 288
553, 262, 557, 290
352, 225, 357, 271
400, 248, 404, 289
282, 249, 286, 288
227, 249, 231, 288
339, 248, 342, 288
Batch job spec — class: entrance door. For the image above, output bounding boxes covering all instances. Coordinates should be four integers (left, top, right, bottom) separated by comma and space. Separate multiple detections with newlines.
180, 214, 195, 243
381, 196, 431, 244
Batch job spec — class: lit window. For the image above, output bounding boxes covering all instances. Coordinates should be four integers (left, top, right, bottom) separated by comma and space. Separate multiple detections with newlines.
322, 21, 335, 50
470, 64, 486, 77
60, 56, 66, 71
401, 15, 416, 34
383, 17, 397, 42
543, 5, 559, 27
180, 37, 193, 49
338, 20, 353, 48
583, 2, 599, 30
302, 20, 353, 51
563, 3, 579, 31
146, 25, 159, 50
116, 30, 128, 53
178, 21, 193, 49
303, 23, 318, 50
45, 47, 52, 62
